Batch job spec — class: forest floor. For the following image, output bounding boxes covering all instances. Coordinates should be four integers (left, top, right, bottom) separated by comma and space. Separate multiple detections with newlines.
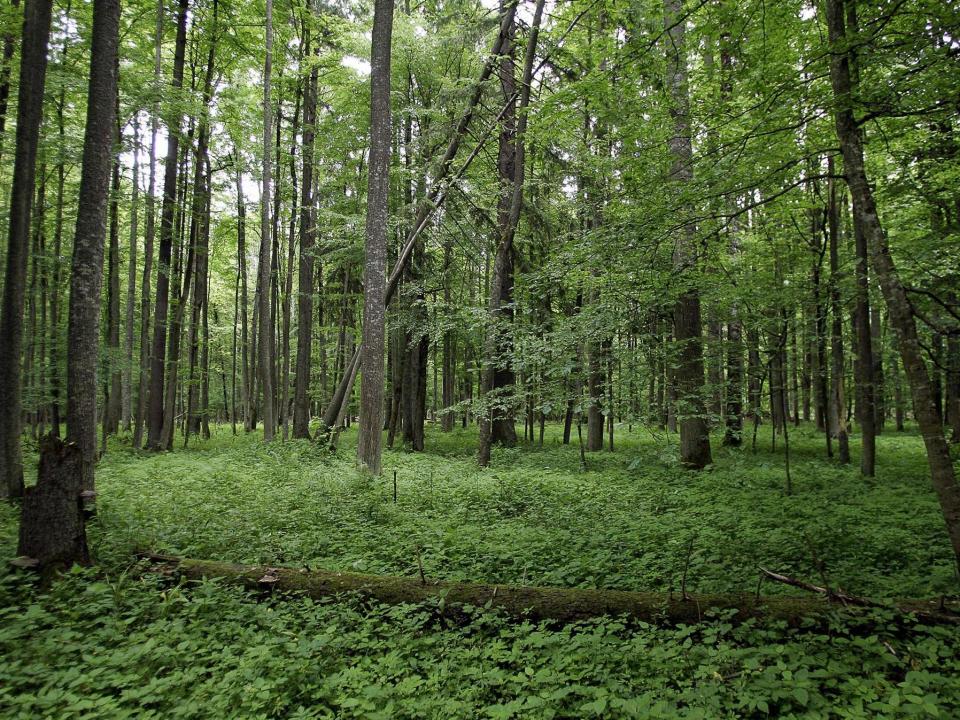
2, 423, 959, 718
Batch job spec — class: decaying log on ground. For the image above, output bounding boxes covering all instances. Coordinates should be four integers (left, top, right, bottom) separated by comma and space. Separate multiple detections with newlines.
139, 554, 960, 625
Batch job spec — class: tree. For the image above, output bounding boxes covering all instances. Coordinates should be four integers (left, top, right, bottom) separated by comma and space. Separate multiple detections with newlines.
146, 0, 190, 451
19, 0, 119, 568
0, 0, 53, 498
258, 0, 277, 442
664, 0, 711, 469
356, 0, 395, 474
826, 0, 960, 571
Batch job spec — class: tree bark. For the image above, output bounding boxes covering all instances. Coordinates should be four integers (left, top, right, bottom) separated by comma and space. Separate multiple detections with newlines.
827, 0, 960, 571
0, 0, 53, 498
355, 0, 395, 473
18, 437, 89, 570
65, 0, 120, 492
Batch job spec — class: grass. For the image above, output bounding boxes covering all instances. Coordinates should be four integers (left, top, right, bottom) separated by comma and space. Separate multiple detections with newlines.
1, 421, 959, 718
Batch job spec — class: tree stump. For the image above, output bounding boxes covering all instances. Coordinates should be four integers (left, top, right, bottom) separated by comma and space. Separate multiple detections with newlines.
17, 435, 89, 571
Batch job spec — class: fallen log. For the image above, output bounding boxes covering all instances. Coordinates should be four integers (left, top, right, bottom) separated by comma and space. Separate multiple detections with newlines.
139, 554, 960, 626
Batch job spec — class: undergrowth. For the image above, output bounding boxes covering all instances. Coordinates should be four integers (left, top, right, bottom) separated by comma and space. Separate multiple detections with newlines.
1, 423, 958, 718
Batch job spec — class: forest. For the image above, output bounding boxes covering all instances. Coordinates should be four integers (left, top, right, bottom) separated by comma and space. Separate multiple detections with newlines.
1, 0, 960, 715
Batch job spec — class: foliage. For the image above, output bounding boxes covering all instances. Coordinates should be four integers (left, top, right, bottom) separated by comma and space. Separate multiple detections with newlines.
2, 424, 960, 717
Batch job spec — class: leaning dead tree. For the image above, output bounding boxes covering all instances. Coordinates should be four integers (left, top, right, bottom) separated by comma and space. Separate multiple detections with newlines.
316, 0, 519, 442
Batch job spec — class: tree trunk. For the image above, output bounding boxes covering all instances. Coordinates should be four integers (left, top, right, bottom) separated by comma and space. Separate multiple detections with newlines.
853, 200, 876, 475
258, 0, 276, 441
103, 143, 122, 439
0, 0, 53, 498
665, 0, 711, 469
292, 26, 318, 439
356, 0, 394, 473
146, 0, 189, 451
142, 555, 960, 627
18, 437, 89, 570
477, 1, 545, 466
133, 0, 163, 448
64, 0, 120, 492
122, 120, 140, 432
827, 0, 960, 571
827, 163, 850, 463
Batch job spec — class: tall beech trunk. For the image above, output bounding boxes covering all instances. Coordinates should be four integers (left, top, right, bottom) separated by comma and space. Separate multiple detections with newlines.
0, 0, 53, 498
355, 0, 394, 474
827, 164, 850, 463
65, 0, 120, 493
827, 0, 960, 571
257, 0, 276, 441
293, 28, 319, 439
664, 0, 711, 469
146, 0, 189, 450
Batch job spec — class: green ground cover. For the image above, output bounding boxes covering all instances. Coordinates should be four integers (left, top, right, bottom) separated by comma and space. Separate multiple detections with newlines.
1, 424, 958, 718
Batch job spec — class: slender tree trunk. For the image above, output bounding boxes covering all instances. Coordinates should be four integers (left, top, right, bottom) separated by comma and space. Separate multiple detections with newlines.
258, 0, 276, 441
0, 0, 53, 498
133, 0, 162, 448
185, 4, 217, 443
146, 0, 189, 450
103, 139, 122, 440
664, 0, 711, 469
872, 304, 885, 432
853, 201, 876, 475
827, 0, 960, 570
355, 0, 395, 474
122, 120, 140, 432
293, 28, 318, 439
478, 0, 544, 466
827, 162, 850, 463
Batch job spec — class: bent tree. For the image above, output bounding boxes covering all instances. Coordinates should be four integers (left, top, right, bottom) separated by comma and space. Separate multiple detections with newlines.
826, 0, 960, 570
